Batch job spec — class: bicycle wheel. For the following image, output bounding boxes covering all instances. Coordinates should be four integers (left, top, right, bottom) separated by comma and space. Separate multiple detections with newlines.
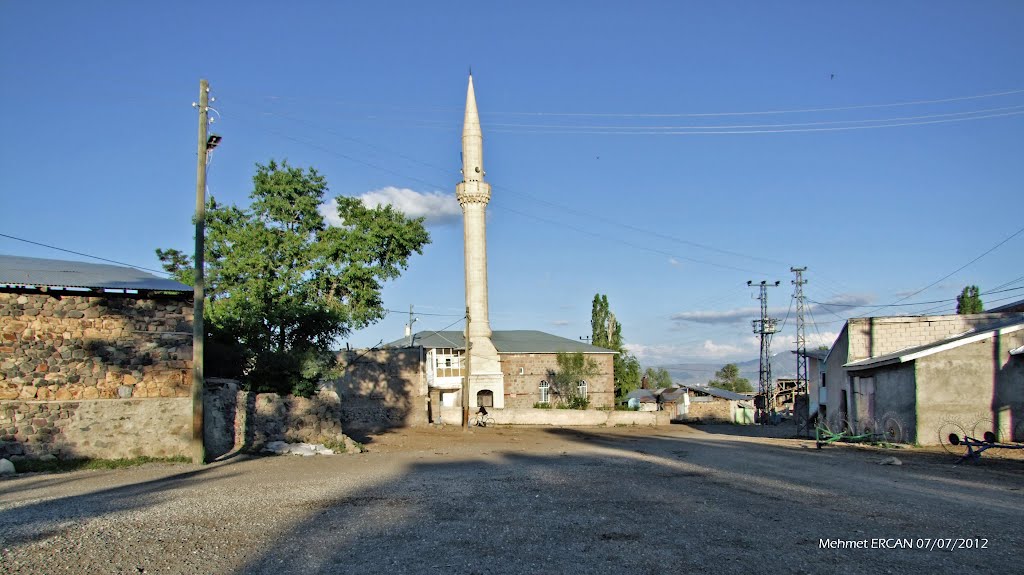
484, 416, 495, 427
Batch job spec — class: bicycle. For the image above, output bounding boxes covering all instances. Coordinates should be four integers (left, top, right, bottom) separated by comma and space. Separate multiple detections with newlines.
471, 413, 495, 427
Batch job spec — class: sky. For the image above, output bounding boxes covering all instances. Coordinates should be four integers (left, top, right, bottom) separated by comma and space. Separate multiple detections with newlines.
2, 1, 1023, 370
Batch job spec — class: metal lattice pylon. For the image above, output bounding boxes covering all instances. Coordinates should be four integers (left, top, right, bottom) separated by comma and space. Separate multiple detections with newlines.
791, 267, 808, 396
749, 280, 780, 424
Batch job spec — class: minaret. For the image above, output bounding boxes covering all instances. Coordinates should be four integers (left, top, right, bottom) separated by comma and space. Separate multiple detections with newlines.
455, 74, 504, 407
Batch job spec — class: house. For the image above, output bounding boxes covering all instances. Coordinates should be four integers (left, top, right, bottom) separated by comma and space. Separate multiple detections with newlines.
679, 384, 755, 424
0, 255, 194, 459
792, 348, 829, 421
822, 312, 1024, 444
329, 330, 617, 427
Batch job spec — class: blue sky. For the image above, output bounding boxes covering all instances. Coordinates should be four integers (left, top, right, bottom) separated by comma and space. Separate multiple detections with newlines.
2, 1, 1023, 368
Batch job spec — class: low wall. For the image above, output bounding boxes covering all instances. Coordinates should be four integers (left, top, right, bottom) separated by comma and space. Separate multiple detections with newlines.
683, 400, 735, 423
1, 398, 190, 459
436, 407, 671, 426
2, 380, 349, 461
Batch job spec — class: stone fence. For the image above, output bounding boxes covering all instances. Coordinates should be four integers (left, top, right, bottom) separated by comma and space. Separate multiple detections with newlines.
0, 380, 349, 461
436, 406, 672, 427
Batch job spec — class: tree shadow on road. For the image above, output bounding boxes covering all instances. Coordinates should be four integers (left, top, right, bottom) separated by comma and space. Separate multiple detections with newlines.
233, 427, 1024, 575
0, 461, 244, 548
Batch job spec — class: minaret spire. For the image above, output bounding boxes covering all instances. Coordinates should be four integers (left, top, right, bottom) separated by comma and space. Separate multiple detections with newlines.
461, 74, 484, 184
455, 74, 503, 408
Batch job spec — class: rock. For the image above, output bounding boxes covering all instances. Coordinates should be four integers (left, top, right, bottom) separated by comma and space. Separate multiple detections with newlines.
0, 458, 15, 475
879, 456, 902, 466
38, 454, 57, 462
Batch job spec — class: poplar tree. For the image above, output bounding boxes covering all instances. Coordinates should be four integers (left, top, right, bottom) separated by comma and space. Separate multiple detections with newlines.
956, 285, 983, 315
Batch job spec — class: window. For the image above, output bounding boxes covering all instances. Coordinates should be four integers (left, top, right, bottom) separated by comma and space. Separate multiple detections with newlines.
539, 380, 550, 404
577, 380, 587, 399
519, 367, 525, 375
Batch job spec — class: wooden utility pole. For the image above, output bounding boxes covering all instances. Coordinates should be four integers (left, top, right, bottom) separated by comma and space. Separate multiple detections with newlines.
463, 307, 471, 430
191, 79, 209, 464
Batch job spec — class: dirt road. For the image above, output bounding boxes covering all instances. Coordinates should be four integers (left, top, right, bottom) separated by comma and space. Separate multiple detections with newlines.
2, 424, 1022, 574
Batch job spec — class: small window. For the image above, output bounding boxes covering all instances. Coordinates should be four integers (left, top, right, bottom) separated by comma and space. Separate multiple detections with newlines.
519, 367, 525, 375
539, 380, 550, 404
578, 380, 587, 399
445, 358, 452, 368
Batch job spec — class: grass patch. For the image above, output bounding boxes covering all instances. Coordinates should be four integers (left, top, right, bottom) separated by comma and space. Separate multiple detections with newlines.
14, 455, 190, 474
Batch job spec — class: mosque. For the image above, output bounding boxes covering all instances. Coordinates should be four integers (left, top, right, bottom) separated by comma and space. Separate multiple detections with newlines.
371, 76, 617, 423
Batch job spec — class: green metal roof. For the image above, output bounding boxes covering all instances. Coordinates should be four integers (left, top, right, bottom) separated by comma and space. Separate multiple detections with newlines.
384, 330, 617, 354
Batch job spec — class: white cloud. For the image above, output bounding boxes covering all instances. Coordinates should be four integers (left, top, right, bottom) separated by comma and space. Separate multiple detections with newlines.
671, 294, 873, 326
806, 330, 839, 350
625, 337, 759, 365
668, 257, 681, 267
320, 187, 462, 227
670, 307, 763, 325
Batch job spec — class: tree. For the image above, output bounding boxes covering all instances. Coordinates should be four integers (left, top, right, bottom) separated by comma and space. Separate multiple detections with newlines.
591, 293, 642, 401
642, 366, 673, 389
709, 363, 753, 393
956, 285, 983, 315
547, 352, 599, 409
158, 159, 430, 395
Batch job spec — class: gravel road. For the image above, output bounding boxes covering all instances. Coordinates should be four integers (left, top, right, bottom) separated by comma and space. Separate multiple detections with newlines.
2, 424, 1022, 574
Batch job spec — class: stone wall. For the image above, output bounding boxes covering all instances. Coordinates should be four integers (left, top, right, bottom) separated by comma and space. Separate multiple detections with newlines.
0, 292, 192, 401
0, 398, 191, 460
324, 349, 427, 429
684, 399, 735, 423
450, 407, 670, 426
2, 381, 350, 461
499, 353, 615, 409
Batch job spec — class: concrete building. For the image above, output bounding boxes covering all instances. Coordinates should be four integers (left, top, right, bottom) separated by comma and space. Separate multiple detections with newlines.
822, 312, 1024, 444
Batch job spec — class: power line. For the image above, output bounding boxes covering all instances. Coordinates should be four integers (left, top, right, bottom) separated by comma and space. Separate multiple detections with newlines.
251, 86, 1024, 119
857, 223, 1024, 318
491, 109, 1024, 136
0, 233, 171, 276
486, 103, 1024, 131
809, 285, 1024, 310
245, 109, 785, 269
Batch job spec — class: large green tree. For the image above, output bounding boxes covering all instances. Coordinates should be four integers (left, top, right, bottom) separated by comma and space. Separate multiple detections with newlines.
709, 363, 753, 393
591, 293, 642, 401
158, 160, 430, 395
956, 285, 983, 315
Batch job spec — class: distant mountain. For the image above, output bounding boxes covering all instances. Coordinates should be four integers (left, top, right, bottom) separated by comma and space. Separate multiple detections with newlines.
659, 353, 797, 387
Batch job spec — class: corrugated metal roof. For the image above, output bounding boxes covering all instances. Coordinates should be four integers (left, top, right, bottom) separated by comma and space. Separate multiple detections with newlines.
0, 255, 191, 293
685, 385, 749, 401
385, 329, 617, 354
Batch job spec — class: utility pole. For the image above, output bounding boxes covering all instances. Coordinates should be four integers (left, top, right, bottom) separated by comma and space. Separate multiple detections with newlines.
191, 79, 209, 465
463, 307, 471, 430
405, 304, 417, 346
791, 267, 808, 396
748, 280, 780, 425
